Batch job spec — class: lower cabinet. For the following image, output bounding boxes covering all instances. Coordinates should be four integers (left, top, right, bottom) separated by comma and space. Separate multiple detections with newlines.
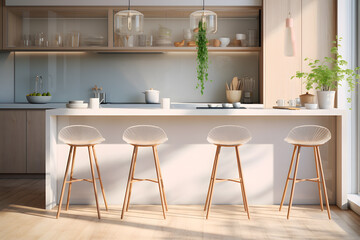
0, 110, 45, 174
0, 110, 27, 173
26, 110, 45, 173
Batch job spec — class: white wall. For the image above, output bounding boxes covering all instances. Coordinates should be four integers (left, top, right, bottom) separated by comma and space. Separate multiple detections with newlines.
0, 52, 14, 102
337, 0, 358, 194
6, 0, 262, 6
14, 52, 259, 103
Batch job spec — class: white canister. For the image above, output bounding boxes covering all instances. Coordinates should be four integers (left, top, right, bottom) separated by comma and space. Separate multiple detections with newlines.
89, 98, 100, 109
143, 89, 160, 104
161, 98, 171, 109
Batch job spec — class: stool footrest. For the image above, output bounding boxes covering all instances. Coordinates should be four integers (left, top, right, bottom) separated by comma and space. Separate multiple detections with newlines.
288, 177, 320, 183
67, 177, 100, 183
132, 178, 159, 183
215, 178, 242, 183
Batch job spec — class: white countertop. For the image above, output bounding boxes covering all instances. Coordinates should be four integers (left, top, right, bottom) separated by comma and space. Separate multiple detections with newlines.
0, 103, 263, 109
47, 107, 346, 116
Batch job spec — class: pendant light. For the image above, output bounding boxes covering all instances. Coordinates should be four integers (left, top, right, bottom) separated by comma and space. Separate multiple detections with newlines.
114, 0, 144, 35
190, 0, 217, 34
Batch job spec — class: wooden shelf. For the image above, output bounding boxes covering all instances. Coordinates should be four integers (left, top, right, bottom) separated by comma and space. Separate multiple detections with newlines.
6, 46, 261, 53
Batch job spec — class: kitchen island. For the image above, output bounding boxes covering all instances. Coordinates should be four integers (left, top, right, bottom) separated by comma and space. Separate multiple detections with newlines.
46, 106, 347, 210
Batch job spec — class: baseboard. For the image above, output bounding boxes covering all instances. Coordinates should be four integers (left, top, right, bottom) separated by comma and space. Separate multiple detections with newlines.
348, 194, 360, 216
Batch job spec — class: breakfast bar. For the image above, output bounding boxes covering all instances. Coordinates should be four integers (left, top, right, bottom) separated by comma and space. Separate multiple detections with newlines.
45, 106, 347, 210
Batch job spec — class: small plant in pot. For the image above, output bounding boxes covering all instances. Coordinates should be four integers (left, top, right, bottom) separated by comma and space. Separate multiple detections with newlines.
291, 37, 360, 109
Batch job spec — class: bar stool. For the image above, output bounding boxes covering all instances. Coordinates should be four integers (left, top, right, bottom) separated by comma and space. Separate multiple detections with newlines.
121, 125, 168, 219
279, 125, 331, 219
57, 125, 108, 219
204, 125, 251, 219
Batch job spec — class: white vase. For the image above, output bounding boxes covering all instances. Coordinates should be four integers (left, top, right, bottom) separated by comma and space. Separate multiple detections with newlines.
317, 91, 335, 109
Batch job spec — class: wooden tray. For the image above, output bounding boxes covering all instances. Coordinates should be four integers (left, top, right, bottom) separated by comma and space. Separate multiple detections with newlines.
273, 106, 300, 110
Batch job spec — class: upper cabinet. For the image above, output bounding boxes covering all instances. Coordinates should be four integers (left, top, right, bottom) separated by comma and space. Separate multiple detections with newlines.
2, 5, 262, 52
4, 7, 110, 50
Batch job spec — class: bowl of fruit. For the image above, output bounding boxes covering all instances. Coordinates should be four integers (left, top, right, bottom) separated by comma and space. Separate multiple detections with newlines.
26, 92, 52, 104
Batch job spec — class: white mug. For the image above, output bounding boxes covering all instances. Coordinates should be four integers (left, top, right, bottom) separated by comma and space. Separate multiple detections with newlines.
276, 99, 285, 107
288, 99, 296, 107
89, 98, 100, 109
161, 98, 170, 109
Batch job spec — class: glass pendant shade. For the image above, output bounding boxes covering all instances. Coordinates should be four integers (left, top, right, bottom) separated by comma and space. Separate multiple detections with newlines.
114, 10, 144, 35
190, 10, 217, 34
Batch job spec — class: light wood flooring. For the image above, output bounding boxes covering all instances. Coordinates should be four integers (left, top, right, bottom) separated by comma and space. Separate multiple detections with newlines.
0, 179, 360, 240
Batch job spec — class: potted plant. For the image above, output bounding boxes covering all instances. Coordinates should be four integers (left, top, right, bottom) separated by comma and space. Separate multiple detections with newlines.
292, 37, 360, 109
196, 20, 209, 95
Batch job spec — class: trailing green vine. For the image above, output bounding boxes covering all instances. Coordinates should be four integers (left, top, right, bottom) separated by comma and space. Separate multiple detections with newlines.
196, 20, 209, 95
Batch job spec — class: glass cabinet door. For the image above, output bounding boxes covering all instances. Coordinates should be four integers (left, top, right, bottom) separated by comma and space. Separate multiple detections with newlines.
4, 7, 109, 50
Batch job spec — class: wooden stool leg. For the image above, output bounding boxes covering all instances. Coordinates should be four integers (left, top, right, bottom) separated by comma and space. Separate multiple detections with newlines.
204, 146, 220, 211
154, 146, 168, 211
313, 147, 324, 211
235, 146, 250, 220
316, 146, 331, 219
88, 146, 101, 219
206, 146, 221, 219
56, 146, 74, 219
121, 146, 138, 219
66, 147, 77, 211
287, 146, 301, 219
92, 146, 108, 211
152, 146, 167, 219
126, 146, 138, 211
279, 145, 298, 211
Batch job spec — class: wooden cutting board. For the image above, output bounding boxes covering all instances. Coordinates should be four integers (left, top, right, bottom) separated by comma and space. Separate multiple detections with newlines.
273, 106, 300, 110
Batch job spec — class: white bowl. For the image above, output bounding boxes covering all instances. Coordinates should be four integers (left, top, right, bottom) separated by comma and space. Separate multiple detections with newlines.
222, 103, 233, 108
305, 103, 318, 109
26, 95, 52, 104
233, 102, 242, 108
219, 37, 230, 47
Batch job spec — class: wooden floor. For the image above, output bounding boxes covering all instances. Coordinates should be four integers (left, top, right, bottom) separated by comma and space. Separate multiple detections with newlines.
0, 179, 360, 240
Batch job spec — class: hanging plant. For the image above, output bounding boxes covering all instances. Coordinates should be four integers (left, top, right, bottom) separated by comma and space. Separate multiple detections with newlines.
196, 20, 209, 95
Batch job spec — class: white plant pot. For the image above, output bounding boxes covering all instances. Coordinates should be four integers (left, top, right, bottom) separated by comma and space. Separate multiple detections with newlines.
317, 91, 335, 109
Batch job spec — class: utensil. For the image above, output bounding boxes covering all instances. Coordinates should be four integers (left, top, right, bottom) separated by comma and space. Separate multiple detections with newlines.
143, 88, 160, 104
231, 77, 238, 90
